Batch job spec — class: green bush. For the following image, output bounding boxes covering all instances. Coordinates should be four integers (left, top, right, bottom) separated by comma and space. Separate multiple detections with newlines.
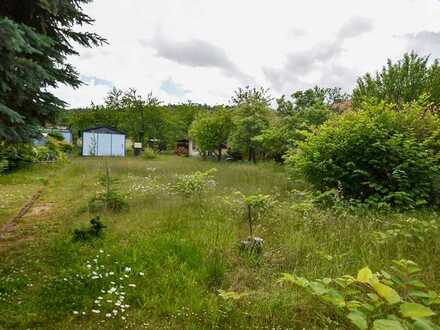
142, 147, 157, 160
281, 260, 440, 329
0, 142, 38, 172
72, 216, 106, 242
173, 168, 217, 197
286, 101, 440, 208
88, 165, 128, 213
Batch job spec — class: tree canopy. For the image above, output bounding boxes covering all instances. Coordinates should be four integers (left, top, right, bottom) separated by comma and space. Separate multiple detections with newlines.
189, 108, 232, 160
353, 52, 440, 109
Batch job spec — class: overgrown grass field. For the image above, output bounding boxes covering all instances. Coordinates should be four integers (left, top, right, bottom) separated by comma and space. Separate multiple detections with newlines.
0, 156, 439, 329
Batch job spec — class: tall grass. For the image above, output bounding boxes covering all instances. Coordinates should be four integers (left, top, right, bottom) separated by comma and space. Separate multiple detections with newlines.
0, 156, 439, 329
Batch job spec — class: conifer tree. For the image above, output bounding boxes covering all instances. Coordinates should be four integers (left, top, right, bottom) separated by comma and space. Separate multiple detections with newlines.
0, 0, 106, 142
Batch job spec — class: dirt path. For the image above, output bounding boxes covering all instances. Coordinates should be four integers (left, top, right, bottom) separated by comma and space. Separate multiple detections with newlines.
0, 188, 45, 250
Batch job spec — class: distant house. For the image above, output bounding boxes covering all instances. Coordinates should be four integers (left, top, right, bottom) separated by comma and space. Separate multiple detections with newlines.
55, 128, 73, 144
188, 139, 200, 157
82, 126, 126, 156
175, 139, 199, 157
33, 127, 73, 145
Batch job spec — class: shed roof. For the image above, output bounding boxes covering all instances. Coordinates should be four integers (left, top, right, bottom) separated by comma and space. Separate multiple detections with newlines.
83, 126, 125, 135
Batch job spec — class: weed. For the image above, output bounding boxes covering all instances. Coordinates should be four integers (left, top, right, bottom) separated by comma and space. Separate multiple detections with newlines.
73, 216, 106, 242
172, 168, 217, 197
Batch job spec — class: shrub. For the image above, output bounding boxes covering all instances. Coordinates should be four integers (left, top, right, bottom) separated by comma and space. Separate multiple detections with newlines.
142, 147, 157, 160
0, 142, 38, 172
286, 101, 440, 208
89, 165, 128, 212
241, 193, 276, 237
173, 168, 217, 197
73, 216, 106, 242
280, 260, 440, 329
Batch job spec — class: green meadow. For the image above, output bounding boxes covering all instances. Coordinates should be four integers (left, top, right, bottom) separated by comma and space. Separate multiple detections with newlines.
1, 156, 439, 329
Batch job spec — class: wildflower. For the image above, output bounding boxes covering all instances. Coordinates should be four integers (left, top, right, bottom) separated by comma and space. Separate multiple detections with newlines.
139, 272, 145, 276
128, 284, 136, 288
92, 309, 101, 314
124, 267, 131, 273
106, 313, 112, 318
73, 311, 79, 315
99, 249, 104, 253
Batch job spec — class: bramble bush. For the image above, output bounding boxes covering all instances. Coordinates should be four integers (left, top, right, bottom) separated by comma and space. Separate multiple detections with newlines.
286, 100, 440, 208
142, 147, 157, 160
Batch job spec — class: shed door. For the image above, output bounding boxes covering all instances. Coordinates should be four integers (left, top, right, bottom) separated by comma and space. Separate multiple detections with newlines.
97, 133, 112, 156
83, 132, 98, 156
111, 134, 125, 156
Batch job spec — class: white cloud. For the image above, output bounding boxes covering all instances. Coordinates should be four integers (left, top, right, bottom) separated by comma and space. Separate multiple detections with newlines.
402, 31, 440, 58
143, 34, 252, 83
54, 0, 440, 107
160, 77, 191, 97
338, 16, 374, 39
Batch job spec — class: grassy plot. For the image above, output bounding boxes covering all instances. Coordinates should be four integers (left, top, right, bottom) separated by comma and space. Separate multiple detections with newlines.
0, 156, 439, 329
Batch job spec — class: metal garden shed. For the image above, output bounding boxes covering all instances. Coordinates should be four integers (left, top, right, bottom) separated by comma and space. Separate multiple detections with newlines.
82, 126, 126, 156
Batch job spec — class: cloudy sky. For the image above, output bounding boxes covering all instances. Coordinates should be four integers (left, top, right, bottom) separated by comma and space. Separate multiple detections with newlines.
55, 0, 440, 108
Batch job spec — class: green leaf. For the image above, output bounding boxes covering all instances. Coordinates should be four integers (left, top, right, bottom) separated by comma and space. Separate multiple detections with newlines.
322, 289, 345, 307
407, 279, 427, 288
399, 303, 435, 319
408, 290, 431, 299
347, 310, 368, 330
308, 281, 329, 296
217, 289, 248, 300
412, 318, 439, 330
372, 319, 405, 330
279, 273, 308, 287
357, 266, 373, 283
371, 281, 401, 304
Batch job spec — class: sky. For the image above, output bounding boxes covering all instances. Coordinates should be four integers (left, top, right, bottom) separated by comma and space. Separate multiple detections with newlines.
54, 0, 440, 108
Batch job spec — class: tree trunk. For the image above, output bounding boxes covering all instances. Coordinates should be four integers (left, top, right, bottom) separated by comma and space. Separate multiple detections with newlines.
247, 205, 253, 238
217, 147, 222, 161
140, 108, 145, 144
251, 148, 256, 164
